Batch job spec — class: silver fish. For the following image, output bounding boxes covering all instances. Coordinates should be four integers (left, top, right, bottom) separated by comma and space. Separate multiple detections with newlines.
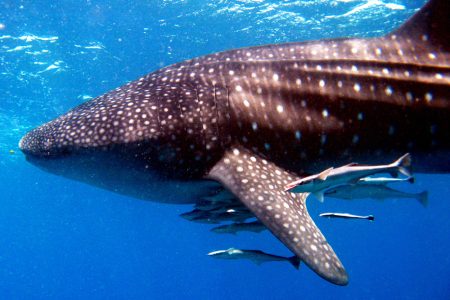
319, 213, 375, 221
211, 221, 266, 235
285, 154, 411, 202
358, 176, 415, 184
208, 248, 300, 269
183, 208, 254, 224
325, 182, 428, 207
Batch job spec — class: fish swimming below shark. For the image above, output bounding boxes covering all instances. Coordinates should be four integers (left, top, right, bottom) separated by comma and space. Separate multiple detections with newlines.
208, 248, 301, 269
211, 220, 266, 235
319, 212, 375, 221
358, 176, 415, 184
18, 0, 450, 286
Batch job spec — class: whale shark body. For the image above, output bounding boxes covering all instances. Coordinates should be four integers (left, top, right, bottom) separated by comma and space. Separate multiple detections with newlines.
19, 0, 450, 286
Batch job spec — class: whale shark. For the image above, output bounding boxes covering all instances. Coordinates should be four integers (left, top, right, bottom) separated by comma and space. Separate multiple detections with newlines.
19, 0, 449, 286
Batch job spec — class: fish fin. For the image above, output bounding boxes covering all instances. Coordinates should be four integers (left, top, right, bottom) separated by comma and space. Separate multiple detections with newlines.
248, 258, 263, 266
251, 221, 266, 233
317, 167, 334, 180
417, 191, 429, 208
391, 153, 412, 177
392, 0, 450, 50
313, 191, 325, 203
210, 226, 222, 234
289, 256, 301, 270
207, 146, 348, 286
284, 181, 298, 192
180, 209, 200, 221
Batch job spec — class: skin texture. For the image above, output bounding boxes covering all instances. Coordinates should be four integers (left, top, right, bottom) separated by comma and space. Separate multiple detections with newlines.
19, 0, 450, 286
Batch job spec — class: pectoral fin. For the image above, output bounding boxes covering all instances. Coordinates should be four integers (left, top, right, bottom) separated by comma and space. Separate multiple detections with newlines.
207, 146, 348, 286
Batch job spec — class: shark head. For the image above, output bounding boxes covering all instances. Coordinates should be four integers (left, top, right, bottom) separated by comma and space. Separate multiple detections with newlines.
19, 75, 222, 203
19, 73, 177, 159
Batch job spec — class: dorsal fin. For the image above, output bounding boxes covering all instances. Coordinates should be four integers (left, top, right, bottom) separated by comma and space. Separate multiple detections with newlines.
391, 0, 450, 50
317, 167, 333, 181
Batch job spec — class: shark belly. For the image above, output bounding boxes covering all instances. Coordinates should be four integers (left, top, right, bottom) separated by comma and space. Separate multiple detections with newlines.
26, 149, 221, 204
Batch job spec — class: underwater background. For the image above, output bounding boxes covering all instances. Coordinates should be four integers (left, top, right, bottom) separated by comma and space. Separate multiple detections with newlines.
0, 0, 449, 299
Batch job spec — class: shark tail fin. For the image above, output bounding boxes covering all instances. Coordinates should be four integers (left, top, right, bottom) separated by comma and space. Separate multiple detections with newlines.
390, 153, 412, 177
417, 191, 429, 208
391, 0, 450, 50
289, 256, 301, 270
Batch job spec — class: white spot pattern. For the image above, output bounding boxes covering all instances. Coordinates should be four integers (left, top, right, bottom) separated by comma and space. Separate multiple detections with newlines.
209, 147, 348, 286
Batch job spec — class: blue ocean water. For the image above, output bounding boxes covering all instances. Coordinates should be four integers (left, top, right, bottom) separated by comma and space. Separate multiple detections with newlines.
1, 0, 449, 299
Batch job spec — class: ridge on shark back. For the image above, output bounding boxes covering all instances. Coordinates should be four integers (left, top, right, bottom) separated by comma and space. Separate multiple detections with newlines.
19, 0, 450, 286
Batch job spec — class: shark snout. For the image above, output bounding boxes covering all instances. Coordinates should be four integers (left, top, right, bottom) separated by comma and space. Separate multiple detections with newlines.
19, 124, 62, 157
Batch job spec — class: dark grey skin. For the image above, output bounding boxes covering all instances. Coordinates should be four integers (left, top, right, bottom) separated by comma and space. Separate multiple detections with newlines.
211, 221, 266, 235
324, 181, 428, 207
19, 0, 450, 286
208, 248, 301, 269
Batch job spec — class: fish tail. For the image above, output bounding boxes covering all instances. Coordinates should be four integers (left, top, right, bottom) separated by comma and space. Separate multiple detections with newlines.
417, 191, 429, 208
391, 153, 412, 177
289, 256, 301, 270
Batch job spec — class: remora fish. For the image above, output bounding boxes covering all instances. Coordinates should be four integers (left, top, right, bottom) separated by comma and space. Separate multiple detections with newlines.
358, 176, 415, 184
211, 220, 266, 235
181, 206, 254, 224
285, 154, 412, 202
208, 248, 301, 269
195, 189, 240, 210
193, 210, 254, 224
19, 0, 450, 286
325, 180, 428, 207
202, 204, 248, 214
319, 213, 375, 221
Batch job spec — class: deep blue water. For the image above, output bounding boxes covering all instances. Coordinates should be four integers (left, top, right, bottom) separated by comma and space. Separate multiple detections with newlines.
1, 0, 449, 299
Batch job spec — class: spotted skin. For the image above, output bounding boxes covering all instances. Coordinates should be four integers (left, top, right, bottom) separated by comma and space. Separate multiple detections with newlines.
208, 146, 348, 285
21, 0, 450, 175
18, 0, 450, 286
